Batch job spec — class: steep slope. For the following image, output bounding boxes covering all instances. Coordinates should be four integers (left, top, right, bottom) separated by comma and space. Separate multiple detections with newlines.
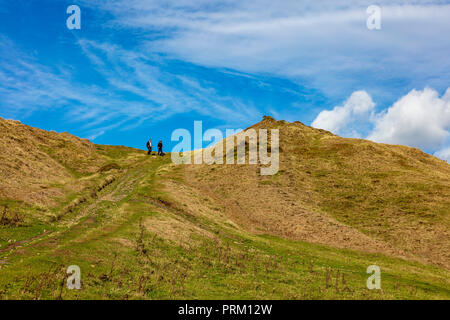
0, 117, 104, 205
1, 152, 449, 300
0, 117, 449, 300
181, 117, 450, 268
0, 116, 143, 233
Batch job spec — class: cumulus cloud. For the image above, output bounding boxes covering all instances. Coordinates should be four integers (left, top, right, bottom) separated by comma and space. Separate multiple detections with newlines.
312, 87, 450, 161
368, 88, 450, 150
311, 90, 375, 137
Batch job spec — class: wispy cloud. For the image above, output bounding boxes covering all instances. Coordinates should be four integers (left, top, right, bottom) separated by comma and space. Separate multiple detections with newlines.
0, 34, 261, 140
1, 1, 449, 149
80, 0, 450, 101
77, 39, 261, 123
0, 36, 110, 117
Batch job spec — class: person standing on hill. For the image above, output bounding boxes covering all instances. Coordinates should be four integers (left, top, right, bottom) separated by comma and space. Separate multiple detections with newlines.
157, 140, 164, 156
146, 139, 153, 155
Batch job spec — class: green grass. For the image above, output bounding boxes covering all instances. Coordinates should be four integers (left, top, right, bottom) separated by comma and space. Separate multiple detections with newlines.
0, 151, 449, 300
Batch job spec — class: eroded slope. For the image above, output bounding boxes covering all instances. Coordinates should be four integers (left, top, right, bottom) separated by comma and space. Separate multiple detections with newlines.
183, 117, 450, 268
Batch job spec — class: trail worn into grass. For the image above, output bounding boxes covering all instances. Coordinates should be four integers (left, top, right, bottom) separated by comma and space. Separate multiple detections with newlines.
1, 153, 448, 300
0, 117, 449, 299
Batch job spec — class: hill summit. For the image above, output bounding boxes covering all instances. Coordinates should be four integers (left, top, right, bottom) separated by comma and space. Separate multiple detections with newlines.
182, 117, 450, 267
0, 116, 449, 299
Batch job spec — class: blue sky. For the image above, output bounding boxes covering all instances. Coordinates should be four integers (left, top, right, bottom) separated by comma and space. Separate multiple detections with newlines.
0, 0, 449, 160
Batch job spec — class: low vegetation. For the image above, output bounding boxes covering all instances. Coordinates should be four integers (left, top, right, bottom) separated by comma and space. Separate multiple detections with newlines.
0, 117, 448, 299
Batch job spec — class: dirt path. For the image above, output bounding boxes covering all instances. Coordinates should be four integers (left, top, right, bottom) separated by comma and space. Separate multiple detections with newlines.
0, 164, 151, 261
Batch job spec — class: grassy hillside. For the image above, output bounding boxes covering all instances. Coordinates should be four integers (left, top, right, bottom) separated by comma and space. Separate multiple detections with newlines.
0, 117, 448, 300
184, 116, 450, 268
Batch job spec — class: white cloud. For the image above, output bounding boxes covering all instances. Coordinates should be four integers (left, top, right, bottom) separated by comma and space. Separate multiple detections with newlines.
0, 36, 115, 119
80, 0, 450, 98
311, 90, 375, 137
312, 87, 450, 161
0, 35, 260, 139
77, 39, 260, 125
368, 88, 450, 150
434, 147, 450, 162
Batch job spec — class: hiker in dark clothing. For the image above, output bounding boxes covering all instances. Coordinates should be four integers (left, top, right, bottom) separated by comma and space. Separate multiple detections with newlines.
146, 139, 153, 155
157, 140, 164, 156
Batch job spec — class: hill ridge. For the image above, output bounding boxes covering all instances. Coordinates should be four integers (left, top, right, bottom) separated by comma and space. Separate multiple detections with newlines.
0, 116, 449, 299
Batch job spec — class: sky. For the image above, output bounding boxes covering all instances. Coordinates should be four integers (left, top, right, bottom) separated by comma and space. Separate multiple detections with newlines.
0, 0, 449, 160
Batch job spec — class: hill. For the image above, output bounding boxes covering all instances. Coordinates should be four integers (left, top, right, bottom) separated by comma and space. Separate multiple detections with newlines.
0, 118, 99, 205
180, 116, 450, 268
0, 116, 448, 300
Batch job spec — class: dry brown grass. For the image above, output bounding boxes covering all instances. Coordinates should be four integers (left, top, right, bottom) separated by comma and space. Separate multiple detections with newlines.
0, 117, 106, 206
1, 115, 448, 271
144, 213, 215, 248
183, 116, 450, 268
